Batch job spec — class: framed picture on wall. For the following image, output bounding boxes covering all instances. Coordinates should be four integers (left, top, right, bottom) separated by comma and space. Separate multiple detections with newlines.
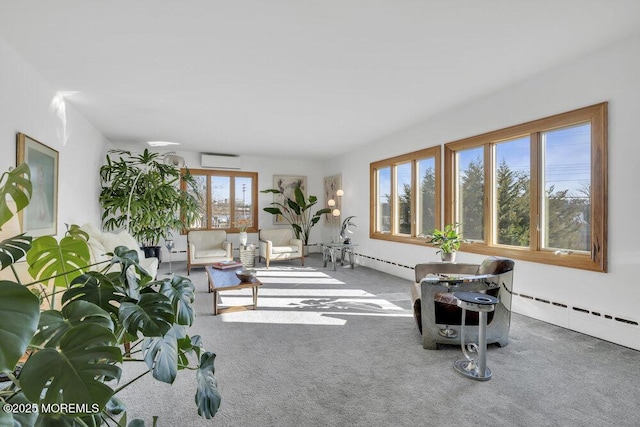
16, 133, 58, 236
272, 175, 306, 224
323, 174, 342, 224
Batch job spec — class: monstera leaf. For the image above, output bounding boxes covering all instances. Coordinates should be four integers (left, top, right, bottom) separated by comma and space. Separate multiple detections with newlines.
159, 275, 195, 326
195, 352, 222, 419
0, 281, 40, 372
20, 323, 121, 410
32, 300, 114, 348
119, 293, 174, 338
178, 334, 202, 367
27, 234, 91, 288
63, 272, 124, 316
143, 325, 179, 384
0, 233, 32, 271
0, 162, 32, 229
108, 246, 152, 296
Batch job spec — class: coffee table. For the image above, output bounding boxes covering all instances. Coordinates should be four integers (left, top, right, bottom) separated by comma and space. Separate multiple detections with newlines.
205, 266, 262, 315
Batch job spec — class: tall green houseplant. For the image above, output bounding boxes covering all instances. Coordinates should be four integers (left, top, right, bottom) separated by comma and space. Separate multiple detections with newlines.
99, 149, 202, 251
261, 187, 331, 246
0, 164, 221, 426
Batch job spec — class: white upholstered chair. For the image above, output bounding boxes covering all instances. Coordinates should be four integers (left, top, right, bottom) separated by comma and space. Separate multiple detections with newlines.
258, 228, 303, 268
80, 223, 160, 279
187, 230, 232, 274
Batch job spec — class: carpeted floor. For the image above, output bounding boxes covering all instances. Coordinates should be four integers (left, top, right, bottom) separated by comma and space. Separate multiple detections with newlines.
118, 254, 640, 426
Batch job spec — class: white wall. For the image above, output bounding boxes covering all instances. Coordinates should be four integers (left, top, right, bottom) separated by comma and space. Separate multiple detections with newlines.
325, 34, 640, 350
0, 37, 109, 236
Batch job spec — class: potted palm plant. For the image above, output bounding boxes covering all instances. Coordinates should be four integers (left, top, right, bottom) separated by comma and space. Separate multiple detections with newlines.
99, 149, 202, 259
261, 186, 331, 249
426, 223, 462, 262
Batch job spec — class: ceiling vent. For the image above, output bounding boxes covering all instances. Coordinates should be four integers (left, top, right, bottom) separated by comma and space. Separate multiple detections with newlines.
200, 153, 241, 170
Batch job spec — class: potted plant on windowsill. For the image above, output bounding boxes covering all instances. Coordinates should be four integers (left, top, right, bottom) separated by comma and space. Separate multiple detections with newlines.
99, 149, 203, 260
261, 186, 331, 252
426, 223, 462, 262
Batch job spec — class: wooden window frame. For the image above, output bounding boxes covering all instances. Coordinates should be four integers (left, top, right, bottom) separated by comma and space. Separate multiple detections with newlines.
181, 169, 259, 233
444, 103, 607, 272
370, 146, 441, 245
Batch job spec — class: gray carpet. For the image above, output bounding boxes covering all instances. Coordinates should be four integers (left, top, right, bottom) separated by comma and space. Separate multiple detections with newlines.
118, 254, 639, 426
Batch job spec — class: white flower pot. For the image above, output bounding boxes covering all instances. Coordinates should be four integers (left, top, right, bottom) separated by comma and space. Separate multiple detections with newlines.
440, 251, 456, 263
239, 231, 248, 247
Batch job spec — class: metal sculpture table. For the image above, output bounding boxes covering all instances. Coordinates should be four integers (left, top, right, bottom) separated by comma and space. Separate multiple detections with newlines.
321, 243, 357, 271
452, 291, 499, 381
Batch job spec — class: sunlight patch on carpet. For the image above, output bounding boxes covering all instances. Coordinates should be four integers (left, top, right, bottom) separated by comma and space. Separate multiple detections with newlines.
252, 288, 374, 297
218, 290, 411, 324
256, 277, 345, 285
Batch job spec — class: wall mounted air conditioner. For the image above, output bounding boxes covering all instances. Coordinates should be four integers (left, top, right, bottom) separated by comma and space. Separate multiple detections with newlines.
200, 153, 242, 169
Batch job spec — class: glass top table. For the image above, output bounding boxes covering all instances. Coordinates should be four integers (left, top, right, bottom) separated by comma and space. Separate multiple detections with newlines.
321, 243, 358, 271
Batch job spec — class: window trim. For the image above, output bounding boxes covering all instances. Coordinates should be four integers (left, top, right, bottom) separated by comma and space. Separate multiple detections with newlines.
370, 146, 441, 245
181, 169, 259, 234
444, 102, 607, 272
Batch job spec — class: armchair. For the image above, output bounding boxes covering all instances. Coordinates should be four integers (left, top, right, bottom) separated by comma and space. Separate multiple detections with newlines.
411, 257, 514, 349
258, 228, 304, 268
81, 223, 159, 279
187, 230, 232, 274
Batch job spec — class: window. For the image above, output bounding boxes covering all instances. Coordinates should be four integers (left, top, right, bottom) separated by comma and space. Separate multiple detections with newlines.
370, 147, 441, 244
444, 103, 607, 272
182, 169, 258, 232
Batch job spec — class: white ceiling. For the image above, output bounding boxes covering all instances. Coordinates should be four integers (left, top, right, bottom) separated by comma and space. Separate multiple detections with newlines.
1, 1, 639, 160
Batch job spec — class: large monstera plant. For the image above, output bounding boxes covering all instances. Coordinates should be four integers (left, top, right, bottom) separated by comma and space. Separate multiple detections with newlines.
0, 164, 221, 426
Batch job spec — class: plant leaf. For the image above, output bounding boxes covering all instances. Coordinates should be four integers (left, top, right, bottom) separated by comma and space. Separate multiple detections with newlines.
259, 189, 282, 194
108, 246, 152, 295
290, 186, 302, 206
0, 233, 32, 270
63, 272, 125, 316
32, 300, 114, 348
0, 281, 40, 372
195, 351, 222, 419
159, 275, 195, 326
20, 323, 122, 411
35, 413, 102, 426
27, 234, 91, 288
2, 391, 37, 427
0, 162, 32, 229
177, 334, 202, 367
106, 396, 127, 416
263, 207, 282, 216
119, 293, 174, 338
143, 325, 178, 384
286, 197, 301, 215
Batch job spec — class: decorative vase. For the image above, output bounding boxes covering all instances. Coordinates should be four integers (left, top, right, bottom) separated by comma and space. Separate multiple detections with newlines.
440, 251, 456, 263
239, 231, 248, 247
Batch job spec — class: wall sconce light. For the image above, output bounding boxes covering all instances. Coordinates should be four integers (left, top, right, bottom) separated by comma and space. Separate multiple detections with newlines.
328, 199, 336, 207
336, 189, 344, 197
